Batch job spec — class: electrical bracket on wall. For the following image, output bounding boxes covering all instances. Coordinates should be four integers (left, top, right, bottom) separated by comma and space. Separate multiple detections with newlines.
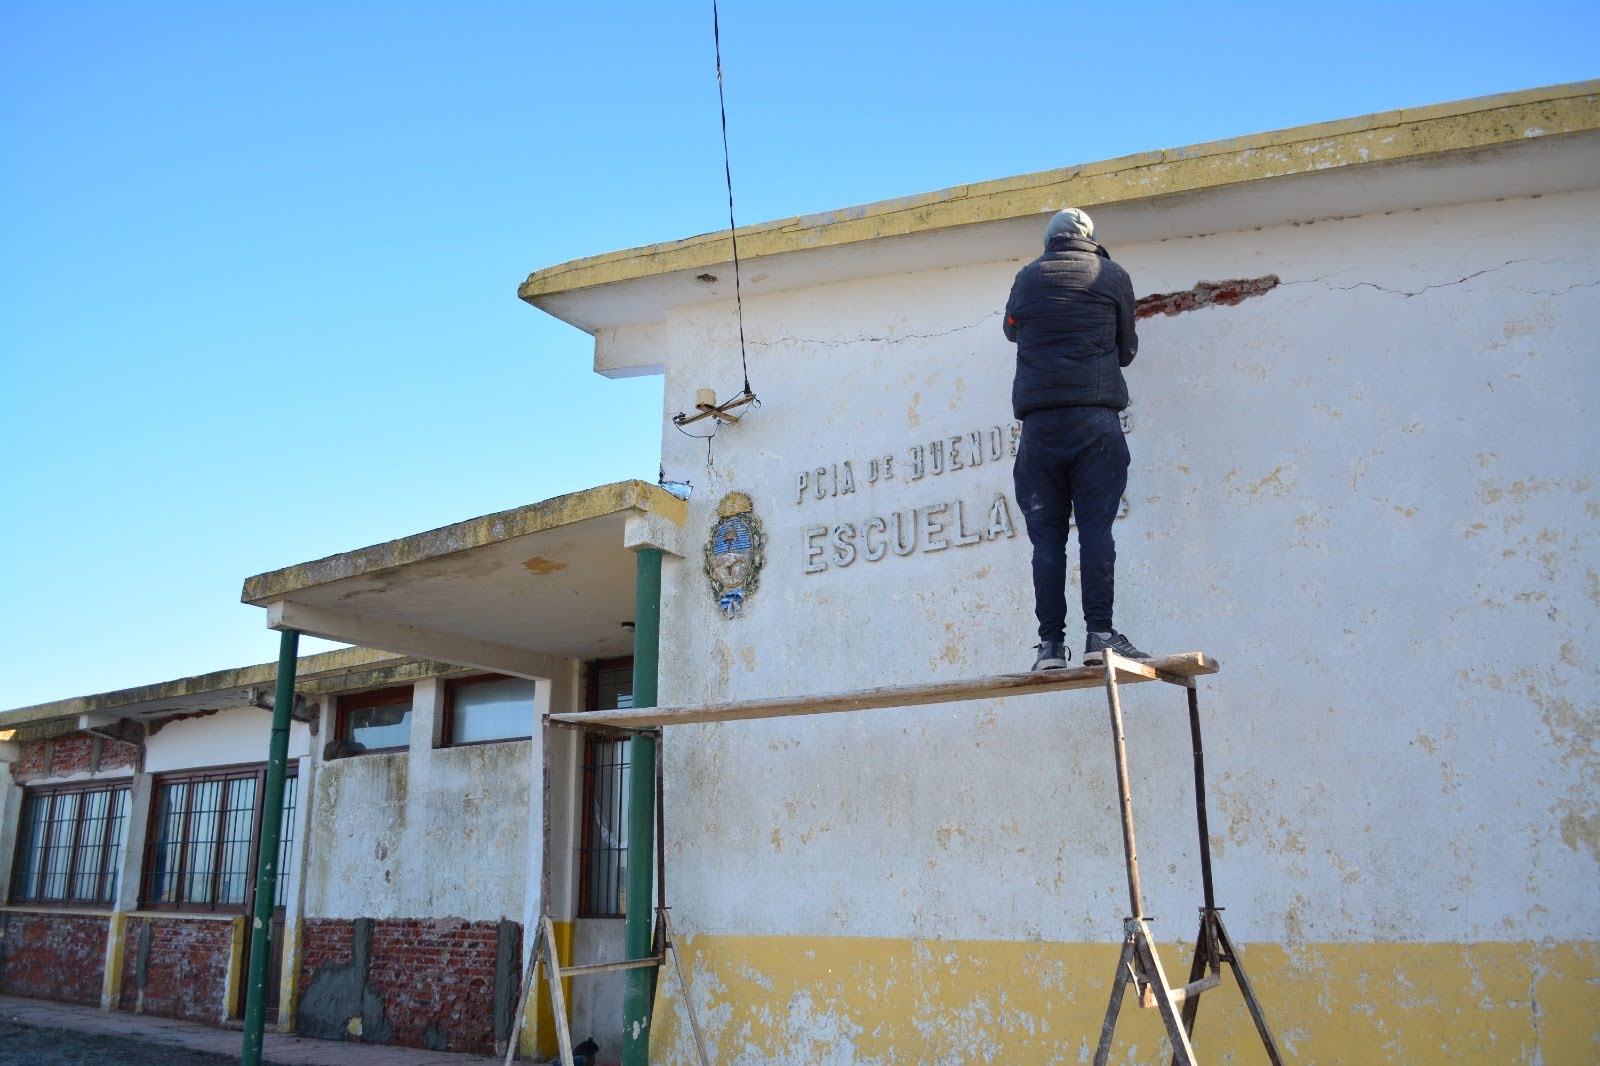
673, 387, 757, 428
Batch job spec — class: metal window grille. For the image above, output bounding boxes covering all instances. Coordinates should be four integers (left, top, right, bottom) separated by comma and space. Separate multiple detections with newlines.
577, 736, 630, 917
8, 784, 129, 905
276, 773, 298, 904
143, 765, 296, 912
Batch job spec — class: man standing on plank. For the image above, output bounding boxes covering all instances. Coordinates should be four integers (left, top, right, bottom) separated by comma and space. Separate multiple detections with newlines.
1005, 207, 1151, 671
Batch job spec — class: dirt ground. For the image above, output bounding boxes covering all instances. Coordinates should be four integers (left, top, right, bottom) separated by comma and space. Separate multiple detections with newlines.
0, 1017, 240, 1065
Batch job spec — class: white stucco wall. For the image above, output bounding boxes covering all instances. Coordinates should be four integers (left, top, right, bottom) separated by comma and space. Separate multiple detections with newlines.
302, 668, 582, 924
303, 680, 531, 921
652, 188, 1597, 951
569, 917, 627, 1046
144, 706, 311, 774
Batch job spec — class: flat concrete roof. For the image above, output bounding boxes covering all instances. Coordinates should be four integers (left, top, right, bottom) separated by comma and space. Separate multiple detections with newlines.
240, 480, 687, 678
0, 647, 458, 731
519, 81, 1599, 336
242, 480, 684, 605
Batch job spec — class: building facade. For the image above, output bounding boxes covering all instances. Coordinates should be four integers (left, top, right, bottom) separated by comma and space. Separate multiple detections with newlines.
523, 82, 1599, 1062
3, 82, 1597, 1063
0, 643, 643, 1058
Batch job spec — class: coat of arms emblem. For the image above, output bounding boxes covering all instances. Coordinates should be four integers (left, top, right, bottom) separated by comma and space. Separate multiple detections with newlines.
705, 492, 765, 618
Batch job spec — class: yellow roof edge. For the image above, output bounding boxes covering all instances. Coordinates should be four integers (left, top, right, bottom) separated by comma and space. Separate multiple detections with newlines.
0, 646, 415, 729
240, 479, 687, 606
518, 80, 1600, 304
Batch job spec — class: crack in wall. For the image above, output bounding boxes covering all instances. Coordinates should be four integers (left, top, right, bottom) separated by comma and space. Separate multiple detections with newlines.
744, 271, 1286, 350
745, 310, 1003, 349
720, 256, 1588, 353
1281, 256, 1592, 299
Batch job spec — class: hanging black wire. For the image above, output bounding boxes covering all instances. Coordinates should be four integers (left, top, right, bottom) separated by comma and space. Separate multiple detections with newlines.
666, 0, 753, 477
713, 0, 752, 399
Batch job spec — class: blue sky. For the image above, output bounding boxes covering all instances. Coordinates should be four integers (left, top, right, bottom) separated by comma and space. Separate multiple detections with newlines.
1, 2, 1594, 708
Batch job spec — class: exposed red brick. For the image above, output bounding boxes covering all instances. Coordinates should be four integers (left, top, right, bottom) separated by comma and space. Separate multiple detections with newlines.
1135, 275, 1280, 320
0, 912, 108, 1005
299, 917, 512, 1055
298, 919, 351, 990
118, 915, 236, 1023
10, 732, 137, 783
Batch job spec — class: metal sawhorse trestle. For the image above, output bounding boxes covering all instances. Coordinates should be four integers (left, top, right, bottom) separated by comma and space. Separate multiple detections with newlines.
508, 905, 708, 1066
502, 720, 710, 1066
1093, 650, 1283, 1066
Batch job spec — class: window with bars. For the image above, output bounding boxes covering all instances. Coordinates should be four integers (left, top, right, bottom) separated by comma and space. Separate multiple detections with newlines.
276, 774, 298, 904
9, 782, 130, 906
577, 658, 633, 918
141, 765, 297, 912
578, 736, 629, 917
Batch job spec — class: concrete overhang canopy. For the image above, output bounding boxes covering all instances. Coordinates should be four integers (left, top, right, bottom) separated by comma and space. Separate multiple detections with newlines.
0, 647, 434, 738
240, 480, 687, 680
518, 80, 1600, 368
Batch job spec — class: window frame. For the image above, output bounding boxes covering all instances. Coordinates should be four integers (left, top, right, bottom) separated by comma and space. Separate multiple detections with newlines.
585, 656, 635, 714
576, 656, 635, 919
440, 673, 536, 748
576, 733, 629, 919
7, 778, 132, 908
138, 761, 297, 915
335, 685, 415, 755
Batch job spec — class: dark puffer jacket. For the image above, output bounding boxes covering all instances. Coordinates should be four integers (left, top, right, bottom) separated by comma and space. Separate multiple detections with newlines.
1004, 233, 1138, 417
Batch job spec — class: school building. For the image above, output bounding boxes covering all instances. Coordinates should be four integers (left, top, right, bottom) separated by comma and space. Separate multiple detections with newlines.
2, 81, 1596, 1063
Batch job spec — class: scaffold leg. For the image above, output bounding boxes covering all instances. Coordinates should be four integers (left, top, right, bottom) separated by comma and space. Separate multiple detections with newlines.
1212, 911, 1285, 1065
658, 907, 711, 1066
1095, 652, 1283, 1065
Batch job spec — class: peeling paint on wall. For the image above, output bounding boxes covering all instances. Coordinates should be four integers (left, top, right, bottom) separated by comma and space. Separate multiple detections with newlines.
649, 934, 1600, 1064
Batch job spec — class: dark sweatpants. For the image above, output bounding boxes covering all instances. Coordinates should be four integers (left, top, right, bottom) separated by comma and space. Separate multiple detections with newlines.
1012, 405, 1129, 641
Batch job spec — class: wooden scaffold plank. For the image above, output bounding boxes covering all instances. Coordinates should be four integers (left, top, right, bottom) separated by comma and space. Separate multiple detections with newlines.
552, 651, 1218, 728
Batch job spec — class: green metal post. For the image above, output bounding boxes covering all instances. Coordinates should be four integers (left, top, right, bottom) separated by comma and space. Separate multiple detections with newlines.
623, 548, 661, 1066
241, 628, 298, 1066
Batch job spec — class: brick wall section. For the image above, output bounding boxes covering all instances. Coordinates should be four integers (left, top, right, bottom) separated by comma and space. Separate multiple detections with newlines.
299, 917, 511, 1055
297, 918, 351, 994
10, 733, 137, 783
0, 912, 108, 1005
118, 916, 235, 1023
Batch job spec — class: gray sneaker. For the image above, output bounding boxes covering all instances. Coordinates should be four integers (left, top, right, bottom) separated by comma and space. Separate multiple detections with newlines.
1031, 640, 1070, 671
1083, 631, 1150, 667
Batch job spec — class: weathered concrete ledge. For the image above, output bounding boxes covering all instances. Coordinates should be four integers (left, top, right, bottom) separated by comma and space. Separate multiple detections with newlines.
0, 646, 416, 729
240, 479, 686, 605
519, 82, 1598, 303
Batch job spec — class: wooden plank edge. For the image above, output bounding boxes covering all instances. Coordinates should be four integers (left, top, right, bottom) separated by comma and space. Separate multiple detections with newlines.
554, 652, 1218, 728
559, 956, 663, 977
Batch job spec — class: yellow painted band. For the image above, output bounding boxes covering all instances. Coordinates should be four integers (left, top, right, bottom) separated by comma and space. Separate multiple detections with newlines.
523, 919, 576, 1058
276, 917, 301, 1032
224, 915, 247, 1021
100, 911, 126, 1010
650, 933, 1599, 1063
